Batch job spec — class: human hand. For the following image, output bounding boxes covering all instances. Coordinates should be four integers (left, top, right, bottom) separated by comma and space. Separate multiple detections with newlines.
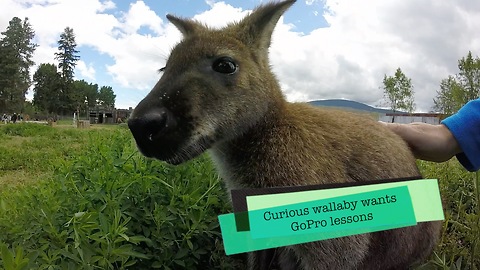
380, 122, 462, 162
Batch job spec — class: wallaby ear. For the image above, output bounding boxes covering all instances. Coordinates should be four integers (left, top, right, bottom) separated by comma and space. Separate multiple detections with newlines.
234, 0, 296, 53
166, 14, 204, 37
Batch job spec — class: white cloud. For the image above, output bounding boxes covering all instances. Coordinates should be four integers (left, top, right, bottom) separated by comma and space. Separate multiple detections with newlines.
99, 0, 115, 12
105, 33, 174, 90
120, 1, 164, 35
193, 2, 249, 28
205, 0, 216, 8
76, 60, 96, 81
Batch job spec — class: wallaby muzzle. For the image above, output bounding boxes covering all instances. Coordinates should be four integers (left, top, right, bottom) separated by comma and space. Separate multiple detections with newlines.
128, 107, 178, 158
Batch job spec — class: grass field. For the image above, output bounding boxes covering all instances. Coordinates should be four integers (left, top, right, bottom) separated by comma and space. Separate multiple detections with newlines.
0, 122, 478, 269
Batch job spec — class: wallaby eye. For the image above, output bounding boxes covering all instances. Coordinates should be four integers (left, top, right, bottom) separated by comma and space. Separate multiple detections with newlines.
212, 57, 238, 74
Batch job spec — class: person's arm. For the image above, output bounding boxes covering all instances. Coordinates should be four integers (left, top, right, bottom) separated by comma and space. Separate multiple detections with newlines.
382, 122, 462, 162
381, 99, 480, 172
441, 99, 480, 172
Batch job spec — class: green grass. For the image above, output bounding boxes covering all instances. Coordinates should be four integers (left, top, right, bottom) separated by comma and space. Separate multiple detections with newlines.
0, 123, 88, 188
0, 123, 477, 269
417, 161, 480, 269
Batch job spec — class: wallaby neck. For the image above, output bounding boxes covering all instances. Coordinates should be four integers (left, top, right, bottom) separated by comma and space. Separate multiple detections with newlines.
209, 99, 288, 189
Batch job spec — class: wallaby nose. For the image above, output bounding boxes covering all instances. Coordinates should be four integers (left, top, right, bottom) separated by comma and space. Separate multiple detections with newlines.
128, 108, 177, 145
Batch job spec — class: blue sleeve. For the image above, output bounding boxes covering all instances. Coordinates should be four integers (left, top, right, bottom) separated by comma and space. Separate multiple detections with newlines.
441, 99, 480, 172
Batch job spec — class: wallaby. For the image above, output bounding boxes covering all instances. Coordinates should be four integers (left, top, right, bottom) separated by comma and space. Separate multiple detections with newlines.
128, 0, 441, 269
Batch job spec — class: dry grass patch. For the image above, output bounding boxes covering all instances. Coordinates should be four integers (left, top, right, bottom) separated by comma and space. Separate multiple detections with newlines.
0, 170, 52, 189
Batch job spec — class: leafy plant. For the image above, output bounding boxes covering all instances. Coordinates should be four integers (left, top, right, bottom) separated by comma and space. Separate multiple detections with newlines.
0, 243, 38, 270
0, 124, 243, 269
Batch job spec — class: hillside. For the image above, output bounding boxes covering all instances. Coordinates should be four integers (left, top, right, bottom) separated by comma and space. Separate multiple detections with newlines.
308, 99, 399, 114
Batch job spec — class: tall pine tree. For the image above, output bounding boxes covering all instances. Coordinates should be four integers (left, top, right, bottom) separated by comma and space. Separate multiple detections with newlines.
55, 27, 80, 114
0, 17, 37, 112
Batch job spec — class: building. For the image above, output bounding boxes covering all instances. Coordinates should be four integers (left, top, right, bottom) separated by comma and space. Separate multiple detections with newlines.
88, 107, 132, 124
378, 113, 447, 124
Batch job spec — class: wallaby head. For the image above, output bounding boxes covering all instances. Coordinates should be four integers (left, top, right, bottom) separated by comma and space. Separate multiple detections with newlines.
128, 0, 295, 164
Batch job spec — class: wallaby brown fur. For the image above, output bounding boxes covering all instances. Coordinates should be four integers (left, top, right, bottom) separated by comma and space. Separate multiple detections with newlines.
128, 1, 441, 269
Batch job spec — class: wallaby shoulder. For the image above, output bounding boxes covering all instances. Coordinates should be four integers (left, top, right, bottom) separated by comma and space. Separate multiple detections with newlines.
210, 102, 419, 189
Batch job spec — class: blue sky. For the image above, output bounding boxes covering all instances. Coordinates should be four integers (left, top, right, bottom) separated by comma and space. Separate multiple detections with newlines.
1, 0, 479, 112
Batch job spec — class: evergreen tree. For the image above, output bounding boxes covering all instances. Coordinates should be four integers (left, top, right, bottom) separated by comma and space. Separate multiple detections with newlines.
32, 63, 62, 113
0, 17, 37, 112
55, 27, 80, 114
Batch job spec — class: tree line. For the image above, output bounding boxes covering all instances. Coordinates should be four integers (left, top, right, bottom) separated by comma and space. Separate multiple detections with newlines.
382, 51, 480, 115
0, 17, 116, 116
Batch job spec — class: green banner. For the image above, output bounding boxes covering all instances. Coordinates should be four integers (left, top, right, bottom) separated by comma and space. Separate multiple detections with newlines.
249, 186, 415, 239
218, 179, 443, 255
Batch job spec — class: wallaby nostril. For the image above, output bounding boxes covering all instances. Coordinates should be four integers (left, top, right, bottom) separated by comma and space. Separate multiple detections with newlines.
144, 111, 168, 141
129, 108, 177, 143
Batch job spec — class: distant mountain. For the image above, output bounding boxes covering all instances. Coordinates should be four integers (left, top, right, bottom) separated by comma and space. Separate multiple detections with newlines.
308, 99, 400, 114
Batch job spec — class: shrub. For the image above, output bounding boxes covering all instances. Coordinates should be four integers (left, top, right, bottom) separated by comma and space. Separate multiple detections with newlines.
0, 128, 244, 269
